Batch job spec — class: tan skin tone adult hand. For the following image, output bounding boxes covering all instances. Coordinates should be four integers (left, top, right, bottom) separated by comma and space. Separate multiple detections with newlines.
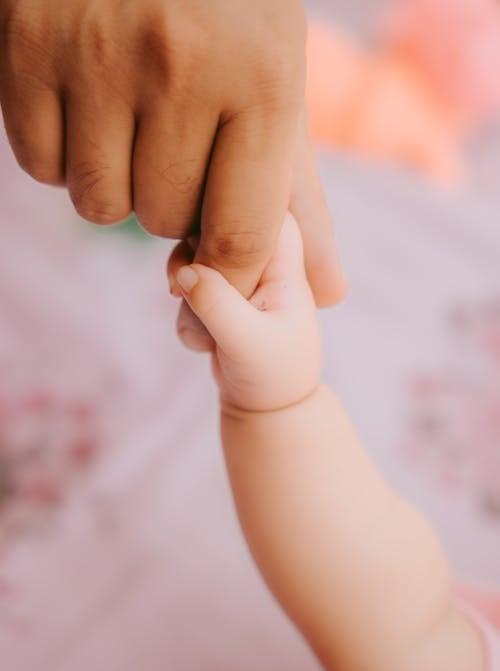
0, 0, 346, 305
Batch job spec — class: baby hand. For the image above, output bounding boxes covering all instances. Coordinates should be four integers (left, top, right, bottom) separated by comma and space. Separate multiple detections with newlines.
172, 215, 321, 412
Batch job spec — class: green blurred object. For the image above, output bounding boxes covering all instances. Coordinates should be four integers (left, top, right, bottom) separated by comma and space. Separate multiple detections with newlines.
86, 213, 154, 243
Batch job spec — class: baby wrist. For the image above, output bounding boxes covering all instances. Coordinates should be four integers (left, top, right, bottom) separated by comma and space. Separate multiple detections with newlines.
219, 383, 322, 420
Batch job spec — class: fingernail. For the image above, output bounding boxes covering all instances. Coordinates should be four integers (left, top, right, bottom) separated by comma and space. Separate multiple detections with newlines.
168, 273, 182, 297
176, 266, 199, 293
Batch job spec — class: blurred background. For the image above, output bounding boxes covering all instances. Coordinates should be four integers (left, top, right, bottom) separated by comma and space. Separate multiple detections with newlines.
1, 0, 499, 669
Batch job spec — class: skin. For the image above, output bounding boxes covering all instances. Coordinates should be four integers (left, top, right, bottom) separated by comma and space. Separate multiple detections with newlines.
173, 216, 486, 671
0, 0, 346, 321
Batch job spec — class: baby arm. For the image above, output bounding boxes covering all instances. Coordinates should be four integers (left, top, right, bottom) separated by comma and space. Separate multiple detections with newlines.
173, 216, 485, 671
221, 389, 484, 671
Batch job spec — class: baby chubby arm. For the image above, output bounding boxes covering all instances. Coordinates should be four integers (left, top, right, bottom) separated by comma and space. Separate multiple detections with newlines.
174, 216, 485, 671
221, 387, 485, 671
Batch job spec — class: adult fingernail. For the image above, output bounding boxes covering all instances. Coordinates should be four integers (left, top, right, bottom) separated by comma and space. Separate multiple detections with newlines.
176, 266, 199, 293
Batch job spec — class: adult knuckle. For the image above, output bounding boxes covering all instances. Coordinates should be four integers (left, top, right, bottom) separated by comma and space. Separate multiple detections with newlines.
69, 162, 126, 223
137, 17, 173, 83
207, 226, 268, 268
137, 10, 209, 86
70, 162, 106, 200
83, 16, 113, 68
159, 158, 204, 197
135, 164, 202, 238
76, 201, 130, 225
74, 200, 128, 224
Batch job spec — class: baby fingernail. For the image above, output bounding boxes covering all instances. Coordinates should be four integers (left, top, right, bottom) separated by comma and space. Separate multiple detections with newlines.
176, 266, 199, 292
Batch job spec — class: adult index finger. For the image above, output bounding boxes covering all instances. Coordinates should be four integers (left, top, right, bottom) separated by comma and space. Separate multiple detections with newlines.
195, 103, 301, 298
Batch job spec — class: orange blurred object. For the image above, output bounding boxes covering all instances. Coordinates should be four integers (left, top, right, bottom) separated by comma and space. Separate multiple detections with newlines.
306, 0, 500, 184
386, 0, 500, 125
306, 20, 463, 184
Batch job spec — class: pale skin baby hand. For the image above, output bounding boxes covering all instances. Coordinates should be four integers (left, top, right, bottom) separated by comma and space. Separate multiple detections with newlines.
172, 215, 321, 412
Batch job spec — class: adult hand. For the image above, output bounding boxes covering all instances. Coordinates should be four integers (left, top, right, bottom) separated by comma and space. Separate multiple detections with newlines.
0, 0, 345, 303
168, 110, 346, 351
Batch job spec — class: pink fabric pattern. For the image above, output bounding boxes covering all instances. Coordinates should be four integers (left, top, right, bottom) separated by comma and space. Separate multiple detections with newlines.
402, 298, 500, 519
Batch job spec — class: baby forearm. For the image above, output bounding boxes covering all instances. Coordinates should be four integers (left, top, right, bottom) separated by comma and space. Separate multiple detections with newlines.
221, 385, 484, 671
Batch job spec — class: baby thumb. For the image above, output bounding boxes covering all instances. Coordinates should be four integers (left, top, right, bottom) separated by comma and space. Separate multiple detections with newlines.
176, 264, 259, 353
